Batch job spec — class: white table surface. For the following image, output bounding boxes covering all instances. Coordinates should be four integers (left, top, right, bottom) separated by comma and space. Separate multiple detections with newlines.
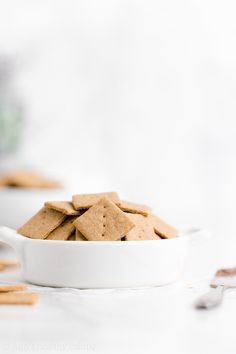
0, 236, 236, 354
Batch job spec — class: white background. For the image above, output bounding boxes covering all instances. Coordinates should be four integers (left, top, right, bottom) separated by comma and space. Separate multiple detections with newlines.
1, 0, 236, 263
1, 1, 236, 266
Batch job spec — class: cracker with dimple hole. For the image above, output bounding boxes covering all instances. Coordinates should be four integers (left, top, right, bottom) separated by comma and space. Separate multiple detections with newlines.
75, 229, 87, 241
73, 197, 134, 241
0, 292, 38, 305
117, 200, 151, 217
18, 207, 66, 239
44, 201, 81, 216
0, 283, 27, 292
72, 192, 120, 210
46, 217, 76, 240
125, 214, 160, 241
149, 214, 178, 239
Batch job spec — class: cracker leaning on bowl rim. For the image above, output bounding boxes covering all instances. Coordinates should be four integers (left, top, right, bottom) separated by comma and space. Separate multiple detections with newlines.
72, 192, 120, 210
73, 197, 135, 241
67, 233, 76, 241
46, 216, 77, 241
75, 229, 87, 241
149, 215, 178, 239
18, 207, 66, 239
125, 213, 160, 241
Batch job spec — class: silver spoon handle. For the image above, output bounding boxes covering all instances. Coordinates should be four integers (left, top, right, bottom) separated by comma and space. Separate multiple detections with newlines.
195, 285, 225, 309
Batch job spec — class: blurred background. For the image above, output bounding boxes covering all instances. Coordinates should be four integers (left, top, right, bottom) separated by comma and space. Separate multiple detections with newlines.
0, 0, 236, 271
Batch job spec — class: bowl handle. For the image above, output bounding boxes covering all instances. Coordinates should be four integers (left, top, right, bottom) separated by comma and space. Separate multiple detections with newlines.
0, 226, 25, 256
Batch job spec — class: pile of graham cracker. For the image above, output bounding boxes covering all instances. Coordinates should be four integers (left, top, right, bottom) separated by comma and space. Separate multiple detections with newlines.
18, 192, 178, 241
0, 170, 60, 189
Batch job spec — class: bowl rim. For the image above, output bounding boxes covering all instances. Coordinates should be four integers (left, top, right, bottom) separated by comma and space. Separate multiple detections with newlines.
9, 228, 197, 246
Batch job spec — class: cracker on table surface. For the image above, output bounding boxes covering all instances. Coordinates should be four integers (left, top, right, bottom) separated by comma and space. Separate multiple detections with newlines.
72, 192, 120, 210
46, 216, 76, 241
117, 200, 151, 216
125, 214, 159, 241
0, 292, 39, 305
73, 197, 134, 241
0, 283, 27, 292
149, 214, 178, 239
18, 207, 66, 239
45, 201, 80, 216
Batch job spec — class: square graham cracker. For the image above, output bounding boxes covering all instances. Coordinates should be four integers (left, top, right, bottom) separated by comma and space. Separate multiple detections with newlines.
73, 197, 134, 241
125, 214, 159, 241
46, 217, 77, 240
149, 215, 178, 239
72, 192, 120, 210
17, 207, 66, 239
117, 200, 151, 216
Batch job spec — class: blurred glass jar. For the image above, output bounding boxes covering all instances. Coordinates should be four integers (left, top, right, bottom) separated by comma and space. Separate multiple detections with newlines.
0, 56, 24, 155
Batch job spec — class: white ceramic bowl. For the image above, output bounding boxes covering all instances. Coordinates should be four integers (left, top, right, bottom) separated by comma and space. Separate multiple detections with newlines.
0, 226, 208, 288
0, 188, 69, 229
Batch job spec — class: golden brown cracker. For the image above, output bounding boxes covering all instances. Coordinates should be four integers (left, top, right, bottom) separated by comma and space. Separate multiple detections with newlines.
45, 201, 80, 216
73, 197, 134, 241
75, 229, 87, 241
46, 217, 76, 241
3, 170, 60, 189
18, 207, 66, 239
125, 214, 159, 241
149, 214, 178, 239
67, 233, 76, 241
0, 292, 38, 305
117, 200, 151, 216
0, 176, 7, 187
0, 260, 19, 268
72, 192, 120, 210
0, 283, 27, 292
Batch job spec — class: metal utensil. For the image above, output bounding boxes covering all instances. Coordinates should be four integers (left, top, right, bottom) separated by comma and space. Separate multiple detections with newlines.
195, 267, 236, 309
